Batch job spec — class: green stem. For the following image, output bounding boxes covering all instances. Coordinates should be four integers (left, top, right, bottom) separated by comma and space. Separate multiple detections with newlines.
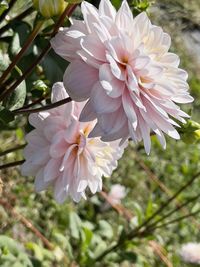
144, 192, 200, 231
0, 0, 17, 24
94, 171, 200, 263
0, 19, 44, 87
0, 7, 34, 36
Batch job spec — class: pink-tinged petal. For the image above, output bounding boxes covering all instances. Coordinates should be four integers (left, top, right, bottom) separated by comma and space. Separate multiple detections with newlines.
155, 129, 166, 149
138, 115, 151, 155
64, 120, 79, 144
122, 90, 138, 130
29, 112, 49, 130
80, 35, 106, 62
126, 66, 140, 94
50, 130, 69, 158
43, 116, 66, 141
78, 49, 101, 68
90, 106, 128, 139
51, 22, 86, 61
90, 82, 121, 114
99, 64, 124, 97
21, 161, 39, 176
81, 1, 100, 33
79, 100, 97, 122
106, 54, 126, 80
115, 0, 134, 31
29, 147, 50, 166
59, 144, 77, 172
133, 12, 151, 39
54, 175, 68, 203
64, 60, 98, 101
25, 130, 48, 147
160, 53, 180, 67
99, 0, 116, 19
171, 94, 194, 104
51, 82, 69, 102
44, 158, 61, 182
35, 168, 49, 192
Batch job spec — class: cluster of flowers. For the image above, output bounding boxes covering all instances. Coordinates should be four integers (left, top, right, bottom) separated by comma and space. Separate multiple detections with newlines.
22, 0, 193, 203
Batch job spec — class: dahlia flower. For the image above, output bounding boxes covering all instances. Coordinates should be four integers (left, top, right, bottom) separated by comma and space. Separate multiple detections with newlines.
21, 82, 125, 203
51, 0, 193, 154
108, 184, 126, 205
180, 243, 200, 264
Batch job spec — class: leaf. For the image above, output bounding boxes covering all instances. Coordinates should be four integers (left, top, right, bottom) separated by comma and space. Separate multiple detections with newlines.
69, 212, 82, 239
118, 251, 137, 263
5, 80, 26, 110
0, 0, 8, 16
5, 67, 26, 110
98, 220, 113, 240
0, 105, 15, 124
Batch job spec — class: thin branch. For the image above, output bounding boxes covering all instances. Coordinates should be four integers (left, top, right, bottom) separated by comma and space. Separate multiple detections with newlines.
15, 94, 49, 110
94, 171, 200, 262
126, 171, 200, 239
0, 19, 44, 87
0, 0, 17, 24
145, 192, 200, 231
0, 160, 25, 170
0, 199, 54, 250
147, 209, 200, 232
135, 154, 200, 229
0, 3, 78, 101
0, 7, 34, 36
13, 97, 72, 114
0, 144, 26, 157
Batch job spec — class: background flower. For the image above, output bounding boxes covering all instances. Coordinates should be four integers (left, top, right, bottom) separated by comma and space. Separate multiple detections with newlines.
179, 243, 200, 264
51, 0, 193, 154
21, 82, 126, 203
108, 184, 126, 205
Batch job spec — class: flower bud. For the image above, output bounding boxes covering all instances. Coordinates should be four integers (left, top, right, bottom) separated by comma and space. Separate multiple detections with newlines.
33, 0, 67, 18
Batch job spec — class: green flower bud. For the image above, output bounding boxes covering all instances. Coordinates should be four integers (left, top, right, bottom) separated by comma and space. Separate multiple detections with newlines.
181, 120, 200, 144
33, 0, 67, 18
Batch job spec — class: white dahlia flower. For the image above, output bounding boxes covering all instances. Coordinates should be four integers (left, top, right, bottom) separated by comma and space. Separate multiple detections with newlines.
51, 0, 193, 154
180, 243, 200, 264
21, 82, 126, 203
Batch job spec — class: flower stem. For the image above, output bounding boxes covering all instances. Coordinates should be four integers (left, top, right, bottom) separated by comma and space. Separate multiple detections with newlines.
0, 3, 78, 102
13, 97, 71, 114
0, 160, 25, 170
0, 144, 26, 157
0, 7, 34, 36
0, 0, 17, 24
0, 19, 44, 86
94, 171, 200, 262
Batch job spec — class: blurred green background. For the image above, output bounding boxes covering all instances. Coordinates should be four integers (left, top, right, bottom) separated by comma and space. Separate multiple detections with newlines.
0, 0, 200, 266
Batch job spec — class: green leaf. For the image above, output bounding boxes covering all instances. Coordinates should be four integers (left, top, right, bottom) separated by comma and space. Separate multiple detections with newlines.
0, 0, 8, 16
118, 251, 137, 263
5, 80, 26, 110
5, 66, 26, 111
69, 212, 82, 239
0, 105, 15, 124
98, 220, 113, 240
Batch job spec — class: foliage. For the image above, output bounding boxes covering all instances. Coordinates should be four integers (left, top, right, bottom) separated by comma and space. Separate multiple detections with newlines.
0, 0, 200, 266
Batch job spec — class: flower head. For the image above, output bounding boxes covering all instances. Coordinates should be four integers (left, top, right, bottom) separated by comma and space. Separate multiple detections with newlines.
21, 82, 125, 203
51, 0, 193, 154
180, 243, 200, 264
33, 0, 67, 18
108, 184, 126, 204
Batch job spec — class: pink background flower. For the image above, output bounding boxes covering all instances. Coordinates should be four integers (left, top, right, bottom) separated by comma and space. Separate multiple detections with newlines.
21, 82, 126, 203
51, 0, 193, 154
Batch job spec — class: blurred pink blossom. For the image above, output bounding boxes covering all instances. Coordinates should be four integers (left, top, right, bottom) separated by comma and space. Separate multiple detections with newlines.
51, 0, 193, 154
180, 243, 200, 264
108, 184, 126, 205
21, 82, 126, 203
